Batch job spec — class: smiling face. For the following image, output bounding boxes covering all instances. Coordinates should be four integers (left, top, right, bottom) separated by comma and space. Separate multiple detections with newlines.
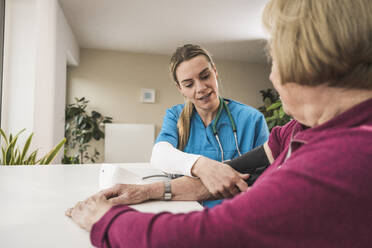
175, 55, 220, 114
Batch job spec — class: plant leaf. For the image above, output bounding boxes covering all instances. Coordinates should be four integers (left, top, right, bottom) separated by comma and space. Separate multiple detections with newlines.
5, 139, 16, 165
39, 138, 66, 165
11, 129, 26, 144
25, 150, 38, 165
1, 147, 6, 165
273, 109, 279, 118
266, 101, 282, 111
10, 152, 15, 165
14, 148, 20, 165
31, 152, 37, 165
20, 133, 33, 163
91, 111, 101, 119
268, 120, 276, 130
92, 130, 101, 140
77, 115, 83, 125
265, 116, 276, 122
0, 128, 9, 145
3, 129, 26, 165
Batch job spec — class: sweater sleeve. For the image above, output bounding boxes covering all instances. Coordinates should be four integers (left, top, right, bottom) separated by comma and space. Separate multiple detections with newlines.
91, 139, 372, 248
90, 205, 134, 248
267, 120, 296, 159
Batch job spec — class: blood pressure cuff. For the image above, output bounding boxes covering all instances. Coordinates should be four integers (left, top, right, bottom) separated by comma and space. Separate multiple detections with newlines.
224, 145, 269, 186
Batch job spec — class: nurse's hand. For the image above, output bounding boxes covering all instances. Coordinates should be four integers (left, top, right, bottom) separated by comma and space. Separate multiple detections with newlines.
65, 193, 113, 232
191, 157, 250, 198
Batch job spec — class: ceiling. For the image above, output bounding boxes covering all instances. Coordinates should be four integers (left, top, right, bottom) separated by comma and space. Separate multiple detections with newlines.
59, 0, 270, 63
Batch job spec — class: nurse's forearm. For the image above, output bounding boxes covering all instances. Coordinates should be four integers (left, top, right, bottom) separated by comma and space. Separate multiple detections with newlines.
144, 176, 214, 201
150, 142, 201, 177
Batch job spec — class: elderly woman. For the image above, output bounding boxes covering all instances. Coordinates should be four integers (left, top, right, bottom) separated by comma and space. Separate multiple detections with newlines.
66, 0, 372, 247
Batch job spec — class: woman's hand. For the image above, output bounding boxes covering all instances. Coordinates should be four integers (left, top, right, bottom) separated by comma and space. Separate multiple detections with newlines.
101, 184, 150, 205
65, 184, 150, 231
65, 193, 113, 232
191, 157, 250, 198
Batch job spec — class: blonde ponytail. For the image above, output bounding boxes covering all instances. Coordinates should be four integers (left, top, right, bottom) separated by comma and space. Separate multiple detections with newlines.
177, 101, 194, 151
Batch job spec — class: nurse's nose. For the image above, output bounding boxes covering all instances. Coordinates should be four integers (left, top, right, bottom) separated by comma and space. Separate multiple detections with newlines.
195, 80, 207, 93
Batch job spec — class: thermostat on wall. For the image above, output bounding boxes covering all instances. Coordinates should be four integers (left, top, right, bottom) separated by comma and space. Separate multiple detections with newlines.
141, 88, 156, 103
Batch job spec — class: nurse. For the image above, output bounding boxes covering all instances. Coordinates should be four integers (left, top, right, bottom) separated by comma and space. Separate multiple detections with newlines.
151, 44, 269, 207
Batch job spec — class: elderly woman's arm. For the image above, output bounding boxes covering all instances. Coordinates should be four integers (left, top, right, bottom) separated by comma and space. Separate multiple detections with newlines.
99, 175, 215, 207
101, 142, 273, 206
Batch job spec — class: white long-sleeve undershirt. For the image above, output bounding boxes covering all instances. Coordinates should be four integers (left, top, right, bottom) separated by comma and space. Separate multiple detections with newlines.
150, 141, 201, 177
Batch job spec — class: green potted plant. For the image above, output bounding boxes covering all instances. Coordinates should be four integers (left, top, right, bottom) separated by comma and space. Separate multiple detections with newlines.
63, 97, 113, 164
258, 89, 291, 130
0, 128, 65, 165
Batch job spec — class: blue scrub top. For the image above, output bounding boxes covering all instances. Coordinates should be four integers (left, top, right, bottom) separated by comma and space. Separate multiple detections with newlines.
156, 99, 269, 207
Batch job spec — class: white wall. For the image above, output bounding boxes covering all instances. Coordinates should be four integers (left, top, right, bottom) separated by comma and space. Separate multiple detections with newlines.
2, 0, 79, 163
2, 0, 36, 139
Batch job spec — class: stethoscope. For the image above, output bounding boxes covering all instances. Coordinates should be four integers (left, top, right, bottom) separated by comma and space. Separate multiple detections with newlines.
212, 97, 242, 162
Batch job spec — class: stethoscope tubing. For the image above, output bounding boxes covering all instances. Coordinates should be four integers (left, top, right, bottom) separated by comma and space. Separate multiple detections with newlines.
213, 97, 242, 161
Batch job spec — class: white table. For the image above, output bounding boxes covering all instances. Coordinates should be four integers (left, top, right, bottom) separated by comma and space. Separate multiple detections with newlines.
0, 164, 202, 248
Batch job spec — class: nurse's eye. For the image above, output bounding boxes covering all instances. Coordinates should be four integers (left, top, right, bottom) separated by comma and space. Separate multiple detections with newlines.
183, 82, 193, 88
200, 73, 210, 80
